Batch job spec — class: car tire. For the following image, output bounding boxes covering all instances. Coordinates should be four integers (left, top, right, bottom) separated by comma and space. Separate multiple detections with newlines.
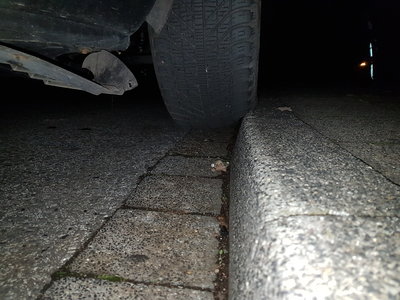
149, 0, 261, 128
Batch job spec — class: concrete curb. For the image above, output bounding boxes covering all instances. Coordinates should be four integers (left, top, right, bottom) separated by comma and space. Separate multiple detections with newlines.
229, 100, 400, 299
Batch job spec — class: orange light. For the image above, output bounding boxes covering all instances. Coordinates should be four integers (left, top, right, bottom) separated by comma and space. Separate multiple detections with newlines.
359, 61, 368, 67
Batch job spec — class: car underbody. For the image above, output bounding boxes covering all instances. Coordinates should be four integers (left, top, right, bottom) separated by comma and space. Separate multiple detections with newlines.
0, 0, 172, 95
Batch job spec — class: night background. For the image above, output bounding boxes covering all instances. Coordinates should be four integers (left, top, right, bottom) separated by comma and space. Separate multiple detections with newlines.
258, 0, 400, 90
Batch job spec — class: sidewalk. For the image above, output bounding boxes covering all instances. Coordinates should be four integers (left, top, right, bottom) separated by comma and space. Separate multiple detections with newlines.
230, 93, 400, 299
41, 128, 234, 300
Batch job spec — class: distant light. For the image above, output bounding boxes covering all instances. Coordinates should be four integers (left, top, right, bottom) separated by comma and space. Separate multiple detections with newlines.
369, 42, 373, 58
370, 63, 374, 80
369, 42, 374, 80
359, 61, 368, 67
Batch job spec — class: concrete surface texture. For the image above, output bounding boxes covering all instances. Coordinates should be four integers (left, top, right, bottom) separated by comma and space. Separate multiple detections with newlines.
230, 93, 400, 299
46, 128, 232, 299
151, 156, 220, 177
284, 93, 400, 185
43, 277, 214, 300
126, 175, 223, 214
0, 86, 232, 300
68, 210, 219, 289
0, 99, 185, 299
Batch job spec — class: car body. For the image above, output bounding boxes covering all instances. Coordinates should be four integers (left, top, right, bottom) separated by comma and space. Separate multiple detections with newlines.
0, 0, 261, 128
0, 0, 172, 95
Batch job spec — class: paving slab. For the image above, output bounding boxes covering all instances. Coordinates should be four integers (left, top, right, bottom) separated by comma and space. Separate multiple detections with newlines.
151, 156, 220, 177
170, 140, 229, 157
282, 95, 400, 184
279, 95, 400, 119
168, 127, 235, 157
183, 128, 236, 143
126, 175, 222, 215
338, 142, 400, 185
43, 277, 213, 300
293, 117, 400, 143
68, 210, 219, 289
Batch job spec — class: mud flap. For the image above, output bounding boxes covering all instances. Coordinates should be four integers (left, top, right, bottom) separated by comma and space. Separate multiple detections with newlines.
0, 44, 136, 95
82, 50, 137, 94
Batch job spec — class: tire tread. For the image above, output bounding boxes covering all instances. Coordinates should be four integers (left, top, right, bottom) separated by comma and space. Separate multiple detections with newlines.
149, 0, 260, 128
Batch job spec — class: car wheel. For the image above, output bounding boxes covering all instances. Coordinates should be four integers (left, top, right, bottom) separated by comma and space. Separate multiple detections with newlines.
149, 0, 261, 128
